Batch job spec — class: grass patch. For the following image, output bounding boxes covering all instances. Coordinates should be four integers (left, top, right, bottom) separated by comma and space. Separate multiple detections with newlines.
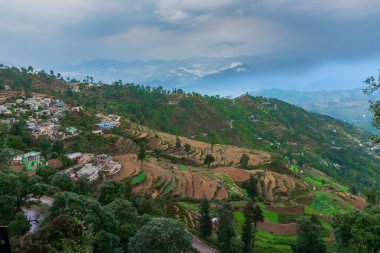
177, 202, 200, 211
255, 230, 296, 253
132, 171, 145, 185
289, 165, 299, 174
178, 165, 187, 171
163, 181, 175, 194
234, 211, 245, 224
278, 213, 299, 223
305, 176, 323, 187
221, 175, 244, 196
305, 173, 349, 192
230, 200, 247, 208
154, 176, 165, 190
259, 203, 279, 223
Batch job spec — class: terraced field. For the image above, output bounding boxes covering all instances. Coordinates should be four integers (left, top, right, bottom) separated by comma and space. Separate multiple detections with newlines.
121, 119, 271, 167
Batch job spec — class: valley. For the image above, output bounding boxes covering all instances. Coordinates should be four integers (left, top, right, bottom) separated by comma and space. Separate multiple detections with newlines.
0, 66, 379, 253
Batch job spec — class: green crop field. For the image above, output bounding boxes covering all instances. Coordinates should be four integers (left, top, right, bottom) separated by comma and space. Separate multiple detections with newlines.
289, 165, 299, 173
309, 191, 352, 216
234, 211, 245, 224
259, 203, 280, 223
178, 165, 187, 171
177, 202, 200, 211
255, 230, 296, 253
132, 171, 146, 185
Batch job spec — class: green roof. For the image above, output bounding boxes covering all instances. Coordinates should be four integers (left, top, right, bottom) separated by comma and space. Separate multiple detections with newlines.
23, 151, 41, 157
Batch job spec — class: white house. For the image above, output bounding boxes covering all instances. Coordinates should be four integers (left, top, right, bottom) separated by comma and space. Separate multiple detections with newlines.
77, 163, 102, 182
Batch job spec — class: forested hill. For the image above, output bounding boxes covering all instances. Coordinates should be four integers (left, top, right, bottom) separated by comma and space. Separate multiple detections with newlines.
1, 66, 380, 190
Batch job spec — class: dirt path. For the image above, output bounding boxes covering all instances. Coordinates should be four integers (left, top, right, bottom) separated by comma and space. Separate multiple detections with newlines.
192, 237, 219, 253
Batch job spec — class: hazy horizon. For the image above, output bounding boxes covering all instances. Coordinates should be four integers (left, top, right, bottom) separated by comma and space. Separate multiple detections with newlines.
1, 0, 380, 94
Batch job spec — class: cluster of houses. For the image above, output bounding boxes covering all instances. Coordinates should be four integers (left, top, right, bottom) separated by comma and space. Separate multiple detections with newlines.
66, 153, 122, 182
0, 95, 82, 140
95, 113, 121, 129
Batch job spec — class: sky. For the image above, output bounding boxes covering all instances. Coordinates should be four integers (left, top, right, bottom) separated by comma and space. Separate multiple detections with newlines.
1, 0, 380, 93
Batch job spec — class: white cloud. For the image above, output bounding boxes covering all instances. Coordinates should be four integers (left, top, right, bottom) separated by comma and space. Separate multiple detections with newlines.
155, 0, 250, 22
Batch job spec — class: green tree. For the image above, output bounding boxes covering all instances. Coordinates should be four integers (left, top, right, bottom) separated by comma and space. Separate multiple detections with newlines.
364, 71, 380, 141
204, 154, 215, 167
240, 154, 250, 168
21, 214, 93, 252
184, 143, 191, 155
365, 187, 380, 205
292, 217, 326, 253
128, 218, 192, 253
199, 198, 212, 238
105, 199, 138, 251
99, 181, 124, 205
47, 192, 119, 252
217, 203, 236, 253
0, 172, 22, 223
8, 212, 31, 236
241, 199, 263, 253
138, 143, 146, 165
333, 207, 380, 253
74, 176, 94, 195
51, 173, 75, 192
175, 136, 181, 148
243, 175, 259, 200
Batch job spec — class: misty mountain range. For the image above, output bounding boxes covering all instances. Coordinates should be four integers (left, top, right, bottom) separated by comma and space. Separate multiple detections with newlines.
251, 88, 380, 134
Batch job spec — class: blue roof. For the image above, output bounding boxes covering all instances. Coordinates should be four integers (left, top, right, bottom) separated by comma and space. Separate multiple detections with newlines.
96, 123, 115, 129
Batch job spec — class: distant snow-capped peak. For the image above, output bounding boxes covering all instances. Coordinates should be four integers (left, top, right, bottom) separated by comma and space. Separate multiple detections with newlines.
168, 62, 250, 79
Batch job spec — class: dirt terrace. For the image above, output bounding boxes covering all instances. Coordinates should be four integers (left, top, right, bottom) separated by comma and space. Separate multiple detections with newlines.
257, 219, 297, 235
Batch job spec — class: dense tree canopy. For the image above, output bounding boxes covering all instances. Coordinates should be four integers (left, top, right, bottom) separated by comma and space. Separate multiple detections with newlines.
333, 207, 380, 253
128, 218, 192, 253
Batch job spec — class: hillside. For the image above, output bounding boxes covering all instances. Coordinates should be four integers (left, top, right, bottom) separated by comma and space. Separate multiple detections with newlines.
1, 66, 378, 253
1, 66, 380, 191
251, 88, 380, 134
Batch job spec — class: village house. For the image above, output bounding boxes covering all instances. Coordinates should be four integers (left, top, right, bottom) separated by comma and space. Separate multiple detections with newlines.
12, 151, 46, 171
0, 105, 11, 114
55, 99, 65, 108
66, 152, 83, 161
65, 126, 78, 135
0, 118, 16, 124
76, 163, 103, 182
96, 122, 116, 129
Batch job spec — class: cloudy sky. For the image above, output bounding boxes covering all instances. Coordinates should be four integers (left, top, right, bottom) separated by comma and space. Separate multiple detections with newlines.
1, 0, 380, 92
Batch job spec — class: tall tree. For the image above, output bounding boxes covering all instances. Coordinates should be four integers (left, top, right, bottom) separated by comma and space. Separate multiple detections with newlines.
364, 71, 380, 141
184, 143, 191, 156
241, 199, 263, 253
243, 175, 259, 200
199, 198, 212, 238
292, 217, 326, 253
175, 136, 181, 149
365, 187, 380, 206
217, 203, 236, 253
138, 143, 146, 165
240, 154, 250, 168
